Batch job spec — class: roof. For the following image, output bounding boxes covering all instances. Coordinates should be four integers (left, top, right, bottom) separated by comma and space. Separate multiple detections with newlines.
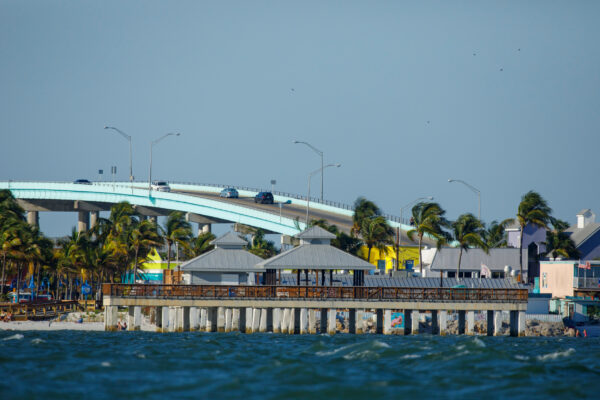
180, 248, 264, 272
577, 209, 592, 216
295, 226, 336, 240
429, 248, 527, 271
211, 231, 247, 247
565, 223, 600, 247
278, 273, 524, 289
256, 244, 374, 270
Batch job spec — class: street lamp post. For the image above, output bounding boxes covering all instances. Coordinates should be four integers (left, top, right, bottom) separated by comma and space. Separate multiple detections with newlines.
104, 126, 133, 182
448, 179, 481, 220
306, 163, 341, 225
149, 133, 180, 192
294, 140, 324, 202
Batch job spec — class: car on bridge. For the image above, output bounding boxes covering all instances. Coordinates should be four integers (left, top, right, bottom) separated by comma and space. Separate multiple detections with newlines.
151, 181, 171, 192
220, 188, 239, 198
254, 191, 274, 204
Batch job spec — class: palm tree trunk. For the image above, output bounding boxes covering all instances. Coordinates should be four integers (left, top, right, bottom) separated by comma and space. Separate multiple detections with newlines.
367, 246, 372, 264
16, 263, 21, 299
134, 248, 139, 283
457, 248, 463, 281
418, 235, 423, 276
167, 242, 172, 271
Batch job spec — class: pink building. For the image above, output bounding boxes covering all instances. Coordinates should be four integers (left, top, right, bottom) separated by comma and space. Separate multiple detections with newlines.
540, 260, 600, 298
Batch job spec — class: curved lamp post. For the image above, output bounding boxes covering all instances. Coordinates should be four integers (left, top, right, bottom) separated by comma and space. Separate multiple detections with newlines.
448, 179, 481, 220
294, 140, 324, 202
149, 133, 180, 192
104, 126, 133, 182
306, 163, 341, 225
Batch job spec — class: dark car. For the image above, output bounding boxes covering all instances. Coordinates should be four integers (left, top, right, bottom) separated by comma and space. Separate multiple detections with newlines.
73, 179, 92, 185
254, 191, 274, 204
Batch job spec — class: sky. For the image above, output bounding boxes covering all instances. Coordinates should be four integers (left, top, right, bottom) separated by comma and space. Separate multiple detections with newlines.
1, 1, 599, 237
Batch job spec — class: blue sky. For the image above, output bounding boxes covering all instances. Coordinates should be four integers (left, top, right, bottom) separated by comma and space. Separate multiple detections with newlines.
1, 1, 599, 237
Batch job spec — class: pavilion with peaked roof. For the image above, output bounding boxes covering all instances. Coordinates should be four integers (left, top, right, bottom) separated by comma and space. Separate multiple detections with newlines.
256, 226, 374, 286
180, 232, 264, 285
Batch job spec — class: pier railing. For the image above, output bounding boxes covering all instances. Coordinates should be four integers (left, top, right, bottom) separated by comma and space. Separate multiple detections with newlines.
103, 284, 528, 303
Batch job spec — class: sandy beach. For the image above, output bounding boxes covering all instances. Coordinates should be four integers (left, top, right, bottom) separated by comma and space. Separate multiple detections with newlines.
0, 312, 157, 332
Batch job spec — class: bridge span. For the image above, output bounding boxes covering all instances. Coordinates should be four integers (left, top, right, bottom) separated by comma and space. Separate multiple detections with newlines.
0, 181, 414, 238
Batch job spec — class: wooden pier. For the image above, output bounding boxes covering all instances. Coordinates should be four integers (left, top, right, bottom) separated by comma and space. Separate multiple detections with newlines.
0, 300, 80, 321
102, 283, 529, 336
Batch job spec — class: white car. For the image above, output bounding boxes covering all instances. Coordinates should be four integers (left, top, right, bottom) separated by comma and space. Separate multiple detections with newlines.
151, 181, 171, 192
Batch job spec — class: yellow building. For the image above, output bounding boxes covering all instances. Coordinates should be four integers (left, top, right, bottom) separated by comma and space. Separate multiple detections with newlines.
358, 245, 421, 272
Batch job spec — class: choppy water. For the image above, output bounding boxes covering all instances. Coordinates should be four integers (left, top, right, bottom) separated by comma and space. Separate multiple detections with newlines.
1, 331, 600, 399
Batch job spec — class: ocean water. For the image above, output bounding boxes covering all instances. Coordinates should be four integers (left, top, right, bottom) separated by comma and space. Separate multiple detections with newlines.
1, 331, 600, 399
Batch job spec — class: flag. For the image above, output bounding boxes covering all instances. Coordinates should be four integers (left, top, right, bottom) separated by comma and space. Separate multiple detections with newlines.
480, 264, 491, 278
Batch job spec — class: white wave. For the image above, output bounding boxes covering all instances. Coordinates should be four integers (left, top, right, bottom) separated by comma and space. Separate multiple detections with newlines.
537, 348, 575, 361
473, 337, 486, 348
2, 334, 24, 341
373, 340, 390, 349
101, 361, 111, 367
316, 343, 357, 356
456, 344, 465, 350
136, 353, 146, 359
31, 338, 45, 344
401, 354, 421, 359
343, 350, 379, 360
515, 355, 530, 361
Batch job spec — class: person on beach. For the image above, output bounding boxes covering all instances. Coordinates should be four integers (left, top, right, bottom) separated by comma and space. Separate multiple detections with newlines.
117, 320, 122, 330
122, 321, 127, 330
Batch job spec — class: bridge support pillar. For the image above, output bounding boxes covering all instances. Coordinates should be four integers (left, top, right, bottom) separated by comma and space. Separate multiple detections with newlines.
27, 211, 39, 227
308, 309, 317, 334
161, 307, 170, 332
299, 308, 308, 334
206, 307, 217, 332
383, 310, 392, 335
511, 311, 526, 337
487, 310, 494, 336
217, 307, 226, 332
376, 309, 383, 334
466, 311, 475, 335
320, 308, 327, 333
232, 308, 240, 332
439, 310, 447, 336
167, 307, 176, 332
259, 308, 268, 333
288, 308, 296, 334
349, 309, 356, 334
272, 308, 281, 333
90, 211, 99, 230
78, 211, 89, 233
189, 307, 200, 331
327, 308, 337, 335
280, 308, 289, 334
224, 308, 233, 332
245, 308, 254, 333
199, 223, 211, 234
128, 306, 142, 331
156, 306, 163, 332
251, 308, 261, 333
495, 311, 504, 336
411, 310, 420, 335
181, 307, 190, 332
104, 305, 118, 331
431, 311, 439, 335
199, 308, 207, 332
458, 310, 466, 335
355, 309, 366, 334
294, 308, 301, 334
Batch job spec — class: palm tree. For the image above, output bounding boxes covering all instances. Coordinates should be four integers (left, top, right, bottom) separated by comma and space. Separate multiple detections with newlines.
516, 191, 552, 282
407, 202, 449, 275
0, 220, 24, 295
483, 219, 511, 248
309, 218, 363, 255
360, 216, 394, 264
185, 232, 216, 258
352, 197, 381, 237
248, 229, 277, 259
129, 219, 163, 282
161, 211, 193, 271
451, 213, 488, 279
544, 219, 579, 259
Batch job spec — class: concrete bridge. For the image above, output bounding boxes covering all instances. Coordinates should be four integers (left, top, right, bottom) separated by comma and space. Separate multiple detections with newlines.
102, 283, 529, 336
0, 181, 413, 238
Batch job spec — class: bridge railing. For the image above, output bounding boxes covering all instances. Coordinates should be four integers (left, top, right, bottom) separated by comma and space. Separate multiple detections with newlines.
103, 284, 528, 303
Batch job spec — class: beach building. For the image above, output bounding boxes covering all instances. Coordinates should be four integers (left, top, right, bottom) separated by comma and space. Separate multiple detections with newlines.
256, 226, 375, 286
180, 232, 264, 285
425, 247, 527, 280
357, 245, 421, 273
565, 209, 600, 260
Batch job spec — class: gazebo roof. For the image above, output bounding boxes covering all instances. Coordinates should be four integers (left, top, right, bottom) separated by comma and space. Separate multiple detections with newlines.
295, 226, 336, 240
211, 231, 248, 248
180, 248, 264, 272
256, 243, 374, 270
